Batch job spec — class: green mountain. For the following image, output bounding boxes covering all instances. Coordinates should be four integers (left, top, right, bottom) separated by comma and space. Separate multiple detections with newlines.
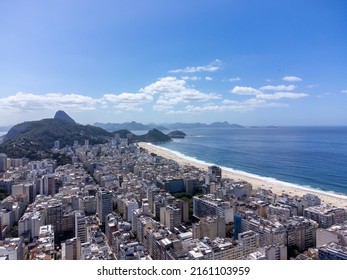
114, 129, 171, 143
113, 129, 134, 139
94, 121, 169, 132
95, 121, 149, 131
54, 110, 76, 124
0, 118, 172, 160
167, 130, 186, 138
136, 129, 172, 143
0, 118, 112, 159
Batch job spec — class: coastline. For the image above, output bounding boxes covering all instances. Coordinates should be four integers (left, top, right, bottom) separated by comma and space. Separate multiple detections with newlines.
138, 142, 347, 209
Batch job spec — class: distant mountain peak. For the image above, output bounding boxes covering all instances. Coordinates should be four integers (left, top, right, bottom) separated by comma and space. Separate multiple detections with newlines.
54, 110, 76, 124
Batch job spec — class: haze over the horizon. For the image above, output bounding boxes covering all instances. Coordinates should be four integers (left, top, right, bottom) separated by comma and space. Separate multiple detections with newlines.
0, 0, 347, 127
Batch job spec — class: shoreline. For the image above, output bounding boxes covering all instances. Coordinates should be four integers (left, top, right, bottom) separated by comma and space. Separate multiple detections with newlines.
138, 142, 347, 209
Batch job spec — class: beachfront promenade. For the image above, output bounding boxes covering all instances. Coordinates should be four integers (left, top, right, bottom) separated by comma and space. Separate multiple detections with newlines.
138, 142, 347, 209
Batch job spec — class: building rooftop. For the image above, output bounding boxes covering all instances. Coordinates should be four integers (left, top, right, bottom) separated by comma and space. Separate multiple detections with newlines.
305, 204, 345, 214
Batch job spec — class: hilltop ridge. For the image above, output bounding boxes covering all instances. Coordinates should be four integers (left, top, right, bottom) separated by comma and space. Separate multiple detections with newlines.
0, 112, 173, 160
54, 110, 76, 124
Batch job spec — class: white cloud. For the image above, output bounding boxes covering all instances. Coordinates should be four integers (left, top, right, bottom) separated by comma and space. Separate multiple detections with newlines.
181, 76, 201, 81
140, 77, 221, 111
0, 92, 99, 112
317, 93, 331, 98
170, 104, 249, 113
205, 76, 213, 81
230, 83, 307, 102
231, 86, 262, 95
165, 97, 287, 115
103, 92, 153, 111
222, 99, 239, 104
282, 76, 302, 82
169, 59, 222, 73
260, 85, 296, 91
229, 77, 241, 82
341, 89, 347, 94
104, 92, 152, 103
185, 104, 224, 113
307, 84, 319, 89
256, 92, 308, 100
244, 98, 287, 109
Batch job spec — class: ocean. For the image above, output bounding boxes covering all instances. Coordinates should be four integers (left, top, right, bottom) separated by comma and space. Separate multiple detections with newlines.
154, 127, 347, 197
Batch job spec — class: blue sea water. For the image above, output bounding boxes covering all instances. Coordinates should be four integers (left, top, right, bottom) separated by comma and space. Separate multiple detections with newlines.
156, 127, 347, 197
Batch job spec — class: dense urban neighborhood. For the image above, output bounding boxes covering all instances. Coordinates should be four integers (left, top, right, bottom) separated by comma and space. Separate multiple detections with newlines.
1, 133, 347, 260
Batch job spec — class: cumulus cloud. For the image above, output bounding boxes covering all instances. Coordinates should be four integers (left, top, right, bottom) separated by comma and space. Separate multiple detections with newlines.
0, 92, 99, 112
231, 86, 262, 95
104, 92, 152, 103
222, 99, 239, 104
139, 77, 221, 111
103, 92, 153, 111
282, 76, 302, 82
205, 76, 213, 81
229, 77, 241, 82
185, 104, 230, 113
260, 85, 296, 91
181, 76, 201, 81
256, 92, 308, 100
307, 84, 319, 89
102, 76, 222, 112
317, 93, 331, 98
169, 59, 222, 73
165, 97, 287, 115
231, 83, 308, 102
166, 104, 240, 114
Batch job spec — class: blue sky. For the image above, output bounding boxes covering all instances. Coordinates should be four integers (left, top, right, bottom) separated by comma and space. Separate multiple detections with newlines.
0, 0, 347, 126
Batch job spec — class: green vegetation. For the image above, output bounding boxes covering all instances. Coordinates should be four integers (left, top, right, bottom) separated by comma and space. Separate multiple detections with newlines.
52, 153, 72, 166
54, 110, 76, 123
136, 129, 171, 143
9, 222, 18, 238
114, 128, 172, 143
113, 129, 134, 139
3, 118, 112, 146
288, 245, 301, 259
0, 119, 172, 161
167, 130, 186, 138
173, 192, 193, 200
173, 192, 194, 220
0, 191, 6, 200
0, 118, 113, 160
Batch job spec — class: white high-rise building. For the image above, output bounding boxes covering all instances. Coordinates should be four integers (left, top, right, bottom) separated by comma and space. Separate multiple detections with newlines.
193, 216, 225, 239
242, 215, 287, 247
238, 230, 259, 255
124, 199, 139, 222
193, 194, 233, 223
304, 204, 346, 228
160, 204, 182, 230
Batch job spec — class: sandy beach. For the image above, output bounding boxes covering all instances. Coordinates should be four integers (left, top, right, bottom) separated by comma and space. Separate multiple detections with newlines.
138, 142, 347, 209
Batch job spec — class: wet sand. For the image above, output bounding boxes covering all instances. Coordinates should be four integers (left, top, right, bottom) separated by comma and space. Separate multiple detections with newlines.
138, 142, 347, 209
